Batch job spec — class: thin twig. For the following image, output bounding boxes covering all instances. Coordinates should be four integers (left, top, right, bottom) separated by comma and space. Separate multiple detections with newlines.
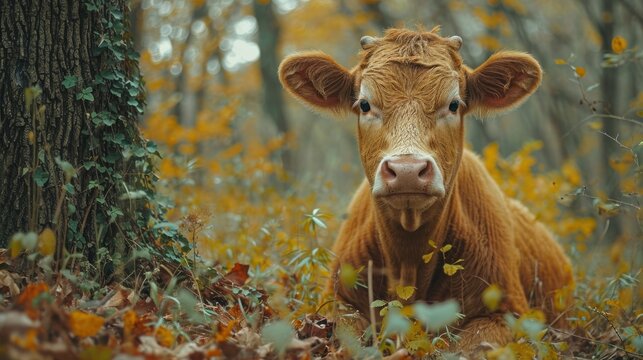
564, 113, 643, 138
551, 327, 643, 359
367, 260, 378, 348
589, 306, 627, 350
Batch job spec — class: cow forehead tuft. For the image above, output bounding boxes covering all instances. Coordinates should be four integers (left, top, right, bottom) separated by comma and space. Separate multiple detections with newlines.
359, 28, 463, 71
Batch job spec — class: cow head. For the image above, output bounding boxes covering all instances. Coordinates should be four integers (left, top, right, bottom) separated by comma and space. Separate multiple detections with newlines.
279, 28, 541, 232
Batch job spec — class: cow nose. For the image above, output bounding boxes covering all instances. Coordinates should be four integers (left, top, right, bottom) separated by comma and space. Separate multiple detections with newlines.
380, 156, 432, 192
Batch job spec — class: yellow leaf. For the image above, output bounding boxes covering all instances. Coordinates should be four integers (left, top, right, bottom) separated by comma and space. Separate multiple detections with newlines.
611, 35, 628, 54
443, 263, 464, 276
123, 310, 138, 339
339, 263, 359, 289
588, 121, 603, 130
9, 236, 22, 258
428, 240, 437, 248
482, 284, 503, 311
440, 244, 452, 253
575, 66, 586, 78
11, 328, 38, 350
155, 325, 175, 348
69, 311, 105, 338
554, 58, 567, 65
609, 152, 634, 174
38, 228, 56, 256
507, 342, 537, 358
561, 162, 582, 187
422, 251, 434, 264
395, 285, 416, 300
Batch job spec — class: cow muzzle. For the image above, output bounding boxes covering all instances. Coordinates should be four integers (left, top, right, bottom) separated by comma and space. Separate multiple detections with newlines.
372, 154, 446, 209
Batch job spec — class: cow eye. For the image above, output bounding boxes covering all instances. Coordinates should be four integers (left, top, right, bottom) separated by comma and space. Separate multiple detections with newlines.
359, 99, 371, 113
448, 100, 460, 113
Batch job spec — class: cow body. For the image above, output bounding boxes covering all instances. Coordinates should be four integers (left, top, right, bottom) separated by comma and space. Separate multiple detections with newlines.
331, 150, 573, 349
279, 27, 573, 353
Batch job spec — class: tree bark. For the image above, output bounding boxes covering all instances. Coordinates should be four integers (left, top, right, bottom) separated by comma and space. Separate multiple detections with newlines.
0, 0, 152, 266
253, 0, 292, 172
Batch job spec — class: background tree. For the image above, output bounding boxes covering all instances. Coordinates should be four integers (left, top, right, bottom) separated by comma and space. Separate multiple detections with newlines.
0, 0, 181, 274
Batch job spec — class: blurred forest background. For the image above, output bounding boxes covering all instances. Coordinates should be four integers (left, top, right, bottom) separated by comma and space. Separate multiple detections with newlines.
1, 0, 641, 358
134, 0, 641, 265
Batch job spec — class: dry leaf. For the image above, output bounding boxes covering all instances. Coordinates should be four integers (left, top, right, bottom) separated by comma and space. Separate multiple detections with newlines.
69, 311, 105, 338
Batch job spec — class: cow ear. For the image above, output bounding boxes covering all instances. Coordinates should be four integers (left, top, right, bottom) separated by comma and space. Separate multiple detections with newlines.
279, 51, 355, 113
464, 51, 542, 116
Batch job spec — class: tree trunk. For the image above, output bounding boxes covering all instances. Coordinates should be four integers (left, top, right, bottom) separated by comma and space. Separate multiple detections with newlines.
598, 0, 624, 239
0, 0, 158, 269
253, 0, 292, 173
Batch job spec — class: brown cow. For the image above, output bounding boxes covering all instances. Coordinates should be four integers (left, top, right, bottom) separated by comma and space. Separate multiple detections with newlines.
279, 28, 573, 355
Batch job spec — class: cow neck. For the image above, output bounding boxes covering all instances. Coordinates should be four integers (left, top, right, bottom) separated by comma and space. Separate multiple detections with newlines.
372, 188, 457, 300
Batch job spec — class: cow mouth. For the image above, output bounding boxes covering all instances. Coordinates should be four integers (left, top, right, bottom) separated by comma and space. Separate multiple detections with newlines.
378, 192, 440, 210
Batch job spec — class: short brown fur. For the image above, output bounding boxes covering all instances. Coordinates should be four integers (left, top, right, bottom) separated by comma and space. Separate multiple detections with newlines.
279, 28, 573, 355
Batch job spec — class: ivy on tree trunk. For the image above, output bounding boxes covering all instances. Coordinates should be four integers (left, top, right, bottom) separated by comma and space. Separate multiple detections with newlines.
0, 0, 189, 278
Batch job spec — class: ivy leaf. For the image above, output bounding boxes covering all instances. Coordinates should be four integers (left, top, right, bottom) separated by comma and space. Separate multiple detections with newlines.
55, 157, 77, 181
76, 87, 94, 102
62, 75, 78, 89
370, 299, 387, 308
34, 167, 49, 187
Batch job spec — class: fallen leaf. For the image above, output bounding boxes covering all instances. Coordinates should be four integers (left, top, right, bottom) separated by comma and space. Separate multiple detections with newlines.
69, 310, 105, 338
224, 263, 250, 286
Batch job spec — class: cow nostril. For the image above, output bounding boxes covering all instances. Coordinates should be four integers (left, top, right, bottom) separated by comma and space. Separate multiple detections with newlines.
418, 161, 431, 179
382, 161, 397, 180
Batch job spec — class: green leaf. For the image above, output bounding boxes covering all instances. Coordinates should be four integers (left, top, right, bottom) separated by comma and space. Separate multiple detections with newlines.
261, 321, 294, 357
76, 87, 94, 102
62, 75, 78, 89
34, 168, 49, 187
383, 310, 410, 337
412, 299, 462, 332
370, 299, 387, 308
55, 157, 77, 180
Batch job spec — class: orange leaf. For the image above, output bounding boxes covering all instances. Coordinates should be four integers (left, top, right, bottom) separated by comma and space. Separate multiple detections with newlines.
224, 263, 250, 286
215, 320, 238, 343
123, 310, 138, 339
575, 66, 586, 78
17, 282, 49, 319
69, 311, 105, 338
11, 328, 38, 350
